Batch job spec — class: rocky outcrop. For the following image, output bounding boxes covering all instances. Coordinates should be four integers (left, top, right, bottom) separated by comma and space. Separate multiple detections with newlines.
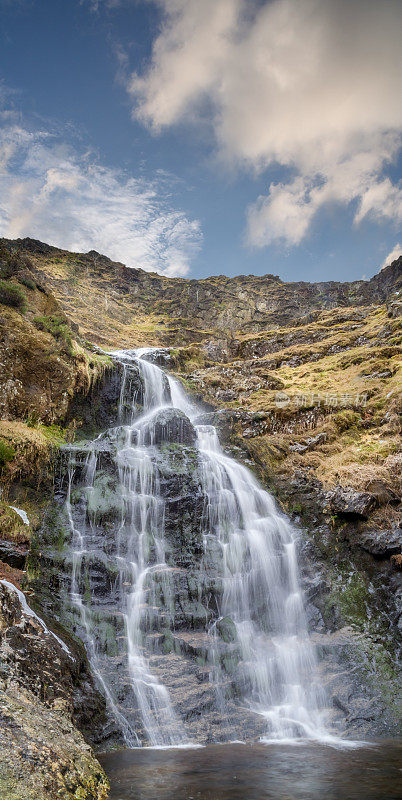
327, 486, 377, 519
0, 581, 108, 800
359, 527, 401, 557
0, 244, 112, 427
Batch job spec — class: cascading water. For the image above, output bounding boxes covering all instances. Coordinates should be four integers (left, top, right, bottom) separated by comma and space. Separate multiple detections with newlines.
64, 347, 330, 747
196, 424, 325, 741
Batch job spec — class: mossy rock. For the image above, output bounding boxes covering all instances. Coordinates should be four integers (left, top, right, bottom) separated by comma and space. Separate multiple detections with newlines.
216, 616, 238, 644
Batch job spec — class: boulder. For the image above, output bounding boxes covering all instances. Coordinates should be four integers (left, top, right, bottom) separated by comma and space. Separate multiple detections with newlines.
289, 432, 327, 453
359, 528, 401, 558
216, 616, 238, 644
328, 486, 377, 519
141, 408, 197, 446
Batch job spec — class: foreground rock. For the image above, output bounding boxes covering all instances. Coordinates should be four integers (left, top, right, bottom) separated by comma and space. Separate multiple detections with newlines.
0, 581, 108, 800
0, 687, 109, 800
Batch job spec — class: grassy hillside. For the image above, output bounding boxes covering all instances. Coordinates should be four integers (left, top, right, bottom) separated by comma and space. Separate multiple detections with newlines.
173, 303, 401, 526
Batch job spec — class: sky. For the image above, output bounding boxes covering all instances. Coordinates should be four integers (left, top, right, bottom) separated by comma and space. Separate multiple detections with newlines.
0, 0, 401, 282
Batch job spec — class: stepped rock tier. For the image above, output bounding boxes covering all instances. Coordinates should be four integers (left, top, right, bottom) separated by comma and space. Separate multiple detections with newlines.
39, 349, 332, 746
29, 349, 400, 748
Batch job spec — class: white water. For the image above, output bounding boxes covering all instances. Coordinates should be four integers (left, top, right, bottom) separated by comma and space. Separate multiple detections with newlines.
8, 505, 30, 525
65, 348, 330, 747
196, 424, 326, 740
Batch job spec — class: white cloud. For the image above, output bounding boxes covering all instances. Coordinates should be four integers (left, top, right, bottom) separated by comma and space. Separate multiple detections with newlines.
0, 120, 201, 277
129, 0, 402, 247
131, 0, 241, 130
381, 243, 402, 270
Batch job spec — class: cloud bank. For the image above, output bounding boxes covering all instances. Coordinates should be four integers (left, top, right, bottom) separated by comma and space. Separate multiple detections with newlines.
0, 115, 201, 276
129, 0, 402, 248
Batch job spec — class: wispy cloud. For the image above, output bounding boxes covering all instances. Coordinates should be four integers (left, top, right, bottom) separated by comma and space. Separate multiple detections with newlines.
0, 114, 201, 277
128, 0, 402, 248
381, 243, 402, 270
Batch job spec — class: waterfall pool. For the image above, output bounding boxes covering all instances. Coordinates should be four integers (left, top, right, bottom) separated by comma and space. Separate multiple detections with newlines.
99, 741, 402, 800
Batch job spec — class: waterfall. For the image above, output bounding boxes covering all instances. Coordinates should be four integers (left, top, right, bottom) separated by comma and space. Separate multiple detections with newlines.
196, 423, 325, 741
64, 347, 330, 747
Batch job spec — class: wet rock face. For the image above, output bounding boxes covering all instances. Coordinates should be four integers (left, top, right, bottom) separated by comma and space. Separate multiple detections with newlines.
31, 413, 233, 745
0, 539, 28, 569
139, 348, 172, 367
155, 443, 205, 568
142, 408, 197, 446
68, 360, 144, 434
295, 533, 402, 738
359, 527, 401, 557
0, 582, 105, 731
31, 394, 276, 746
68, 364, 123, 433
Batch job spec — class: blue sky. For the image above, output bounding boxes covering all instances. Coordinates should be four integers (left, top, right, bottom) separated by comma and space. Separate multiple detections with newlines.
0, 0, 401, 281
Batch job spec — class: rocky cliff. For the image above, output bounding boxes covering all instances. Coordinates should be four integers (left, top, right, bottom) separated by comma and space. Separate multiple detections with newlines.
2, 237, 400, 346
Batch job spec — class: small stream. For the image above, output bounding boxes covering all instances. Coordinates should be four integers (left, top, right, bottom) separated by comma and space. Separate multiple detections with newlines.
100, 741, 402, 800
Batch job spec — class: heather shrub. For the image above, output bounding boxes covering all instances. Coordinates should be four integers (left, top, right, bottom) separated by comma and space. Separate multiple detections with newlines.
0, 279, 27, 311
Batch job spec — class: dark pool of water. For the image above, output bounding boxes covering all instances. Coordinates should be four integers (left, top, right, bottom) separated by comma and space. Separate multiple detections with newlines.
100, 741, 402, 800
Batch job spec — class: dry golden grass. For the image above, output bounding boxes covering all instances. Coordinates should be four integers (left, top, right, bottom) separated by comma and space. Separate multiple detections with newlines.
172, 305, 401, 504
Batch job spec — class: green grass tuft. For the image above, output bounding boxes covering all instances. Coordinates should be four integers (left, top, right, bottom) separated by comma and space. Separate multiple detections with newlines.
33, 314, 74, 355
0, 437, 15, 470
18, 275, 36, 290
0, 279, 27, 311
